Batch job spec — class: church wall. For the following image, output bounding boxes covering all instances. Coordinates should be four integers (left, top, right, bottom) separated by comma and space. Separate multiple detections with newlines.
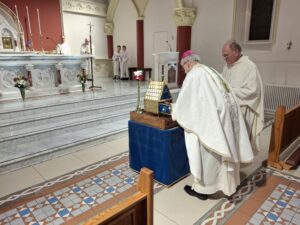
188, 0, 300, 86
189, 0, 234, 72
143, 0, 177, 69
245, 0, 300, 86
113, 0, 137, 67
62, 12, 107, 58
0, 0, 62, 52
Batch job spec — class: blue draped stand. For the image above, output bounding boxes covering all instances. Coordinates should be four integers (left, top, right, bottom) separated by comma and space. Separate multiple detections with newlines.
128, 120, 190, 185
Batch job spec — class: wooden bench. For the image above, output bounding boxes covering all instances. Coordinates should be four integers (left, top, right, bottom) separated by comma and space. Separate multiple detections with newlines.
83, 167, 153, 225
266, 104, 300, 170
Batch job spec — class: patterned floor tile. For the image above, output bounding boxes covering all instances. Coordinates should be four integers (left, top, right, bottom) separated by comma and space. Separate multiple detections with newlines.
195, 167, 300, 225
0, 152, 163, 225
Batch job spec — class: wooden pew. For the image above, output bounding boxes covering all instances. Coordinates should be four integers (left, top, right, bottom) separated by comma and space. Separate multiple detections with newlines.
266, 104, 300, 170
83, 167, 153, 225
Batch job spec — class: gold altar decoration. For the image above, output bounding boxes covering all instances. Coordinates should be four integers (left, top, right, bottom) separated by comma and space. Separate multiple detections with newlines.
144, 81, 172, 115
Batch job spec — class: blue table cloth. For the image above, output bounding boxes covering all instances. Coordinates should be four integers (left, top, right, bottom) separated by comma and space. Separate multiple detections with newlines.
128, 120, 190, 185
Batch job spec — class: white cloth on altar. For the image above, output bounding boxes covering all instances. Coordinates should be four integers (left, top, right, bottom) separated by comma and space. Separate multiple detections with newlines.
56, 42, 71, 55
222, 55, 264, 151
112, 51, 121, 76
172, 64, 253, 196
120, 50, 129, 78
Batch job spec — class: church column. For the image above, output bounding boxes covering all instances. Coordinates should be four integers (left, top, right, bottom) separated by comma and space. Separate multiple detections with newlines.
104, 22, 114, 59
136, 19, 144, 68
173, 8, 196, 87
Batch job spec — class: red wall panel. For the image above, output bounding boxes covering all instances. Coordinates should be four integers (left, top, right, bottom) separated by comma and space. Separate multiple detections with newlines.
1, 0, 62, 51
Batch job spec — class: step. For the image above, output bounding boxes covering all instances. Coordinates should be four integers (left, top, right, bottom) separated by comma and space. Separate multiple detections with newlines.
0, 92, 142, 120
0, 99, 136, 134
0, 118, 129, 173
0, 109, 131, 147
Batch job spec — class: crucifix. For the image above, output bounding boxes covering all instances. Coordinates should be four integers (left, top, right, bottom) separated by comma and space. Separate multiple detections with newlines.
87, 22, 101, 89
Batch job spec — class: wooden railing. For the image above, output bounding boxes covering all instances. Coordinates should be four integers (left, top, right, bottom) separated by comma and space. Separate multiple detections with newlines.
266, 104, 300, 170
83, 167, 153, 225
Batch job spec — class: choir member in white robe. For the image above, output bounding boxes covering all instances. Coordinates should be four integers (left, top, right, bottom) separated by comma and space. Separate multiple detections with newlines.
120, 45, 129, 80
112, 45, 121, 79
80, 38, 95, 79
222, 40, 264, 152
56, 36, 71, 55
171, 50, 254, 199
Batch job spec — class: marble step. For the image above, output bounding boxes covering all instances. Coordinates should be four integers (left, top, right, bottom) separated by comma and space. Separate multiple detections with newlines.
0, 99, 136, 134
0, 118, 129, 173
0, 109, 131, 147
0, 92, 141, 121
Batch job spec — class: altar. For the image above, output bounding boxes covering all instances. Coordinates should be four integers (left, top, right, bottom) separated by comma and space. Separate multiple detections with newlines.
0, 53, 90, 100
128, 120, 190, 186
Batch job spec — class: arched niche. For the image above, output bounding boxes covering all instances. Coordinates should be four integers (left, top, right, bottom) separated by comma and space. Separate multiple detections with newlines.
0, 2, 24, 52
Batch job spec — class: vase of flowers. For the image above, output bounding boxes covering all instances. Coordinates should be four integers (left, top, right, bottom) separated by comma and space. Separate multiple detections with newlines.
13, 75, 29, 101
77, 74, 87, 93
133, 70, 144, 114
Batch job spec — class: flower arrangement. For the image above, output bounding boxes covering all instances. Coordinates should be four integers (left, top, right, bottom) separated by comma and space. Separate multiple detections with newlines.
13, 75, 29, 89
77, 74, 87, 92
133, 71, 144, 113
13, 75, 29, 101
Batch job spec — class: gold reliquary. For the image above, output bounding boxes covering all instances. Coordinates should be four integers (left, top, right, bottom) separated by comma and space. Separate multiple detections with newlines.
144, 81, 172, 115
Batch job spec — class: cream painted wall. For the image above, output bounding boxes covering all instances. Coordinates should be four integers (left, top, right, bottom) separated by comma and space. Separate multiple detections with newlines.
189, 0, 300, 86
113, 0, 137, 67
244, 0, 300, 86
190, 0, 235, 71
63, 12, 107, 58
144, 0, 177, 68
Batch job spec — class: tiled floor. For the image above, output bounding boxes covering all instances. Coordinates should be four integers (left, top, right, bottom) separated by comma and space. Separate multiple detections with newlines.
0, 77, 299, 225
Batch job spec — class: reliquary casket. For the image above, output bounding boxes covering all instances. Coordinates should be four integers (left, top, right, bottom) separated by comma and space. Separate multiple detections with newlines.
144, 81, 172, 115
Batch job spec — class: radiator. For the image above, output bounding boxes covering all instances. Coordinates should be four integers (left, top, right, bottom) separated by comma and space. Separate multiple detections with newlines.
264, 84, 300, 115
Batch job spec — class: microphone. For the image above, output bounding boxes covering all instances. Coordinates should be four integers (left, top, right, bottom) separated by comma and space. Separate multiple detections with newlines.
46, 36, 61, 54
166, 41, 172, 52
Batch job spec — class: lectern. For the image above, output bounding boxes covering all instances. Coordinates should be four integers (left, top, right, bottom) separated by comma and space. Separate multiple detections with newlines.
152, 52, 179, 88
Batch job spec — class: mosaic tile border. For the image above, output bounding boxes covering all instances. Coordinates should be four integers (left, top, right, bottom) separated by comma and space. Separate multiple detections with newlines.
0, 152, 130, 207
0, 151, 164, 225
194, 167, 300, 225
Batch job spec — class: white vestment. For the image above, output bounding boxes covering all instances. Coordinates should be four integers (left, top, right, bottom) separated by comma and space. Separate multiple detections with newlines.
80, 44, 95, 79
56, 42, 71, 55
112, 51, 121, 76
120, 50, 129, 78
172, 64, 253, 196
222, 55, 264, 151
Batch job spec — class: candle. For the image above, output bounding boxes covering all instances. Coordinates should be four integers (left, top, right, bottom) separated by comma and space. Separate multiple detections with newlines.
14, 5, 20, 31
26, 6, 32, 35
37, 8, 42, 36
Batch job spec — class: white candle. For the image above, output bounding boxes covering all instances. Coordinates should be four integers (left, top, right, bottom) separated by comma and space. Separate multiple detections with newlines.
26, 6, 32, 35
37, 8, 42, 36
14, 5, 21, 31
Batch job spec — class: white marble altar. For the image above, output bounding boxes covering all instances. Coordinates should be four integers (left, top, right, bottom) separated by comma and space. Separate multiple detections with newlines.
0, 53, 90, 99
152, 51, 179, 88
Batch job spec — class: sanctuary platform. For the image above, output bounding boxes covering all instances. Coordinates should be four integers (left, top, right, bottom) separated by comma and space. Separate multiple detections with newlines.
0, 76, 180, 174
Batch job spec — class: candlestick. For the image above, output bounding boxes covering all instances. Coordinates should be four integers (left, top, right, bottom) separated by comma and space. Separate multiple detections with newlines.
15, 5, 19, 21
37, 8, 42, 36
14, 5, 21, 31
26, 6, 32, 35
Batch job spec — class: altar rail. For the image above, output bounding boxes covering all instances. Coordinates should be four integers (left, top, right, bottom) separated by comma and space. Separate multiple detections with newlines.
84, 168, 153, 225
266, 104, 300, 170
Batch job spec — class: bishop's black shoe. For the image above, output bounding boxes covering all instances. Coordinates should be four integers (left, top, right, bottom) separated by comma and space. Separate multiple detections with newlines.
184, 185, 208, 200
